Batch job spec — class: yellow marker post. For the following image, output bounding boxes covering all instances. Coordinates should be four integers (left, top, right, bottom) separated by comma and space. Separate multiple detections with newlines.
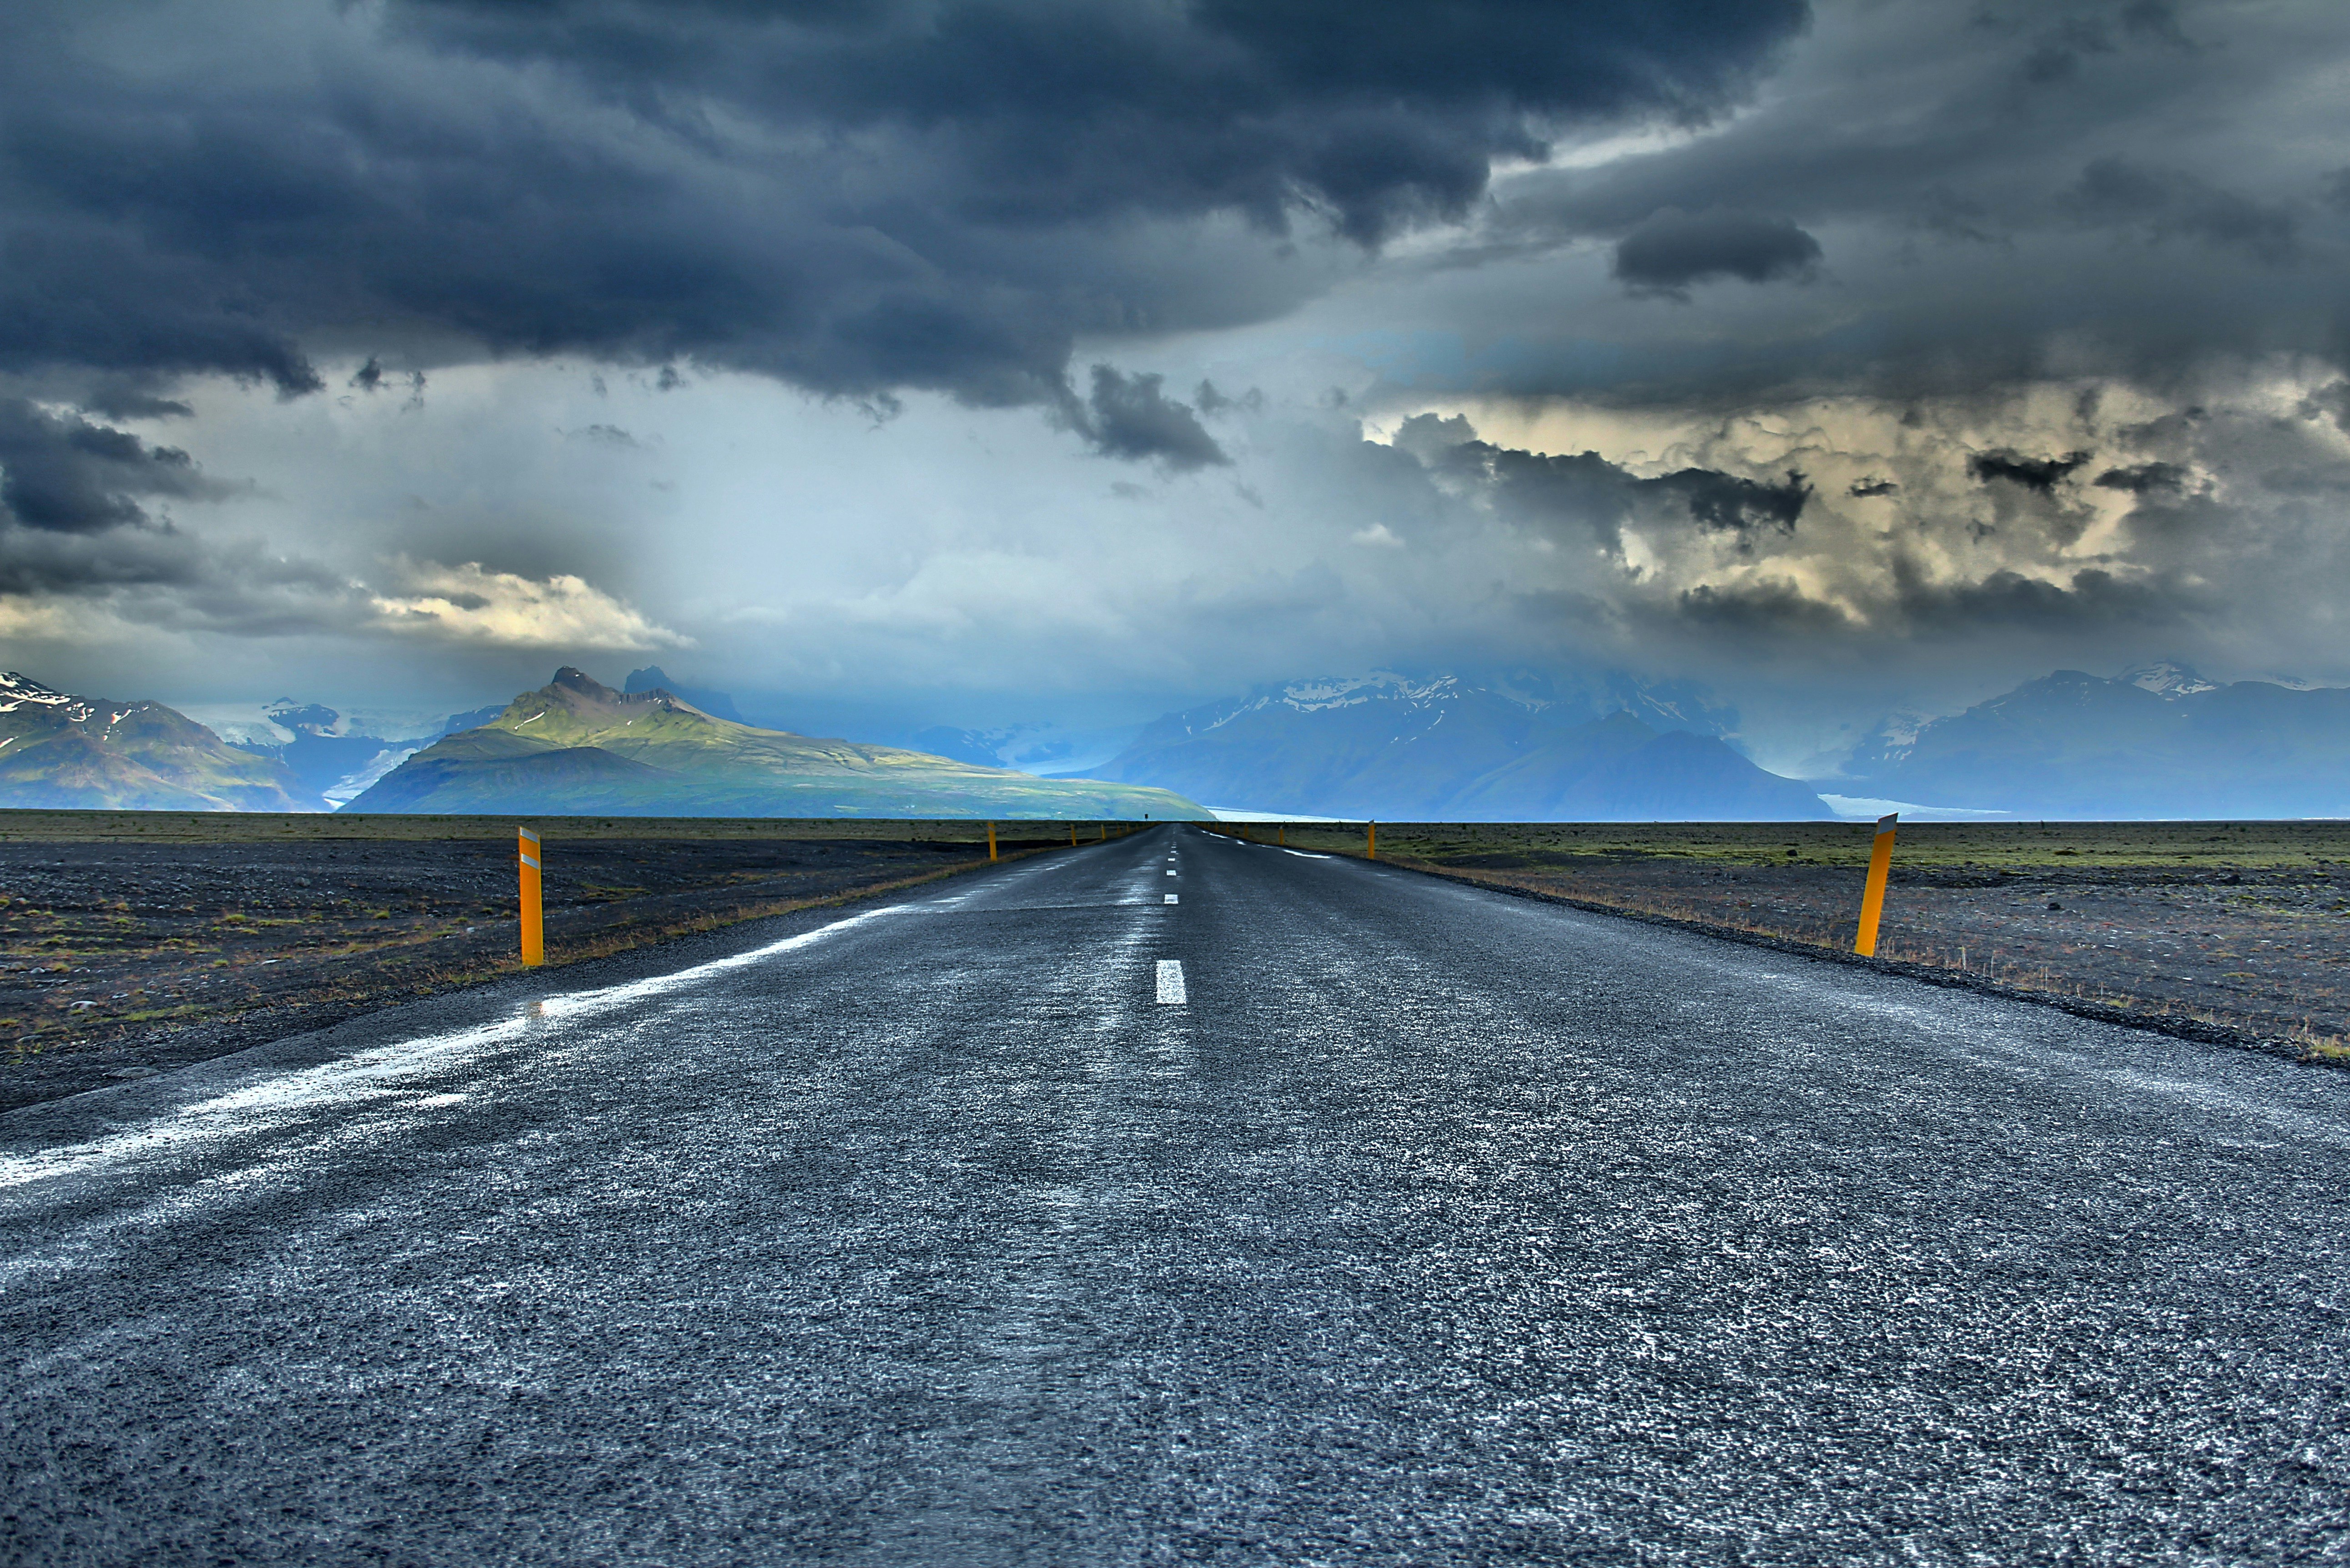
1099, 824, 1106, 841
1854, 812, 1898, 957
987, 821, 998, 861
1367, 821, 1377, 859
1070, 825, 1077, 846
1278, 826, 1285, 846
517, 826, 543, 968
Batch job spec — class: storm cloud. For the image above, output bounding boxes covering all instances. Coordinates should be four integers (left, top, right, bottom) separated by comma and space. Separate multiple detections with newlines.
0, 399, 229, 533
4, 0, 2350, 777
1611, 208, 1823, 294
1072, 368, 1228, 471
1392, 414, 1810, 548
2093, 461, 2192, 493
1450, 0, 2350, 410
1968, 449, 2093, 494
0, 0, 1807, 428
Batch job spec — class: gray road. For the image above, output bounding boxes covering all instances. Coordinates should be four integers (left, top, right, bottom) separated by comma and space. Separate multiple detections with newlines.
4, 826, 2347, 1565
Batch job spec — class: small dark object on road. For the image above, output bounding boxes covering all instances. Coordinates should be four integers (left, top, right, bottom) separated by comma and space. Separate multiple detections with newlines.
2048, 901, 2063, 910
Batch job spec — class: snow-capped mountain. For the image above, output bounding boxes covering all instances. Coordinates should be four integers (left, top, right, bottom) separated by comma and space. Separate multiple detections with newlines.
216, 699, 445, 809
1090, 671, 1827, 821
0, 673, 312, 811
1840, 663, 2350, 818
2119, 660, 2220, 699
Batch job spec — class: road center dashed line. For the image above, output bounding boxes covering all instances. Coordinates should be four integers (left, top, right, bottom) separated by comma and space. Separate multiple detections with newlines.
1155, 960, 1187, 1005
1164, 893, 1178, 904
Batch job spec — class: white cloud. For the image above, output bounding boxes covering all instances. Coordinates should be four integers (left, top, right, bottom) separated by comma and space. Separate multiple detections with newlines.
367, 560, 689, 651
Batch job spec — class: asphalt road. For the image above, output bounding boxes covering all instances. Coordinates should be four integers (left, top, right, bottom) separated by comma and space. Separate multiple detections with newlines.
4, 825, 2346, 1564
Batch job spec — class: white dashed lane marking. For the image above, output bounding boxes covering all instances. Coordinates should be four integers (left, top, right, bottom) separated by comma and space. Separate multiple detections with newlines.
1164, 894, 1178, 904
1155, 960, 1187, 1005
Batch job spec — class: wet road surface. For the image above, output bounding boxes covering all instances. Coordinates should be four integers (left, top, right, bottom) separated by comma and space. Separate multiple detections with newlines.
3, 825, 2346, 1563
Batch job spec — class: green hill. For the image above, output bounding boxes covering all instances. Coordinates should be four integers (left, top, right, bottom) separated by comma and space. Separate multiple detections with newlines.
345, 668, 1210, 819
0, 672, 314, 811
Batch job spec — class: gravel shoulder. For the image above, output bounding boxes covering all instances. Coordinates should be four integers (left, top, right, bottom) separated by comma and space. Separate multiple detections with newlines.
1270, 819, 2350, 1065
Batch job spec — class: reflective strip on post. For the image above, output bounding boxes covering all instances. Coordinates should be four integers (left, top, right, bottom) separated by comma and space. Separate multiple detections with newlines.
1854, 812, 1898, 957
518, 826, 544, 968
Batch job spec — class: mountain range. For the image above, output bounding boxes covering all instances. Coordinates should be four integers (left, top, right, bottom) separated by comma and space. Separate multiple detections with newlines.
1087, 673, 1832, 821
1840, 662, 2350, 819
12, 655, 2348, 822
0, 673, 310, 811
345, 668, 1209, 819
223, 699, 438, 809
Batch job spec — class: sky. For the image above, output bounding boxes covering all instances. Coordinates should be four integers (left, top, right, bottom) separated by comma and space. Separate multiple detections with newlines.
2, 0, 2348, 775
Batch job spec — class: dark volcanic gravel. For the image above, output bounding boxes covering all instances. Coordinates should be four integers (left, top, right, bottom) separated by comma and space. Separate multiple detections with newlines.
1411, 854, 2350, 1055
0, 833, 1001, 1110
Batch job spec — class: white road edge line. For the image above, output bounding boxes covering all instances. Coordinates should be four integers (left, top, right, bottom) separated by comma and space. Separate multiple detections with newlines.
1155, 960, 1187, 1005
0, 904, 912, 1191
1280, 849, 1332, 859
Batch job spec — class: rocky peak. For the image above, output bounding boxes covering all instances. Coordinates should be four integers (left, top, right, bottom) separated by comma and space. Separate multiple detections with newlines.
2119, 660, 2219, 699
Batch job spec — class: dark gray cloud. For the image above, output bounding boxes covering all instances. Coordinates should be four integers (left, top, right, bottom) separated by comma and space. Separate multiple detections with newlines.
0, 522, 346, 623
1968, 448, 2091, 493
1611, 208, 1822, 294
1394, 412, 1809, 546
80, 386, 195, 422
1646, 467, 1811, 535
0, 397, 230, 533
2093, 460, 2190, 492
2300, 381, 2350, 431
1193, 380, 1263, 418
1073, 367, 1227, 470
2066, 156, 2299, 262
1675, 578, 1853, 635
1629, 541, 2190, 660
1454, 0, 2350, 407
0, 395, 352, 626
1883, 564, 2187, 633
0, 0, 1807, 437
